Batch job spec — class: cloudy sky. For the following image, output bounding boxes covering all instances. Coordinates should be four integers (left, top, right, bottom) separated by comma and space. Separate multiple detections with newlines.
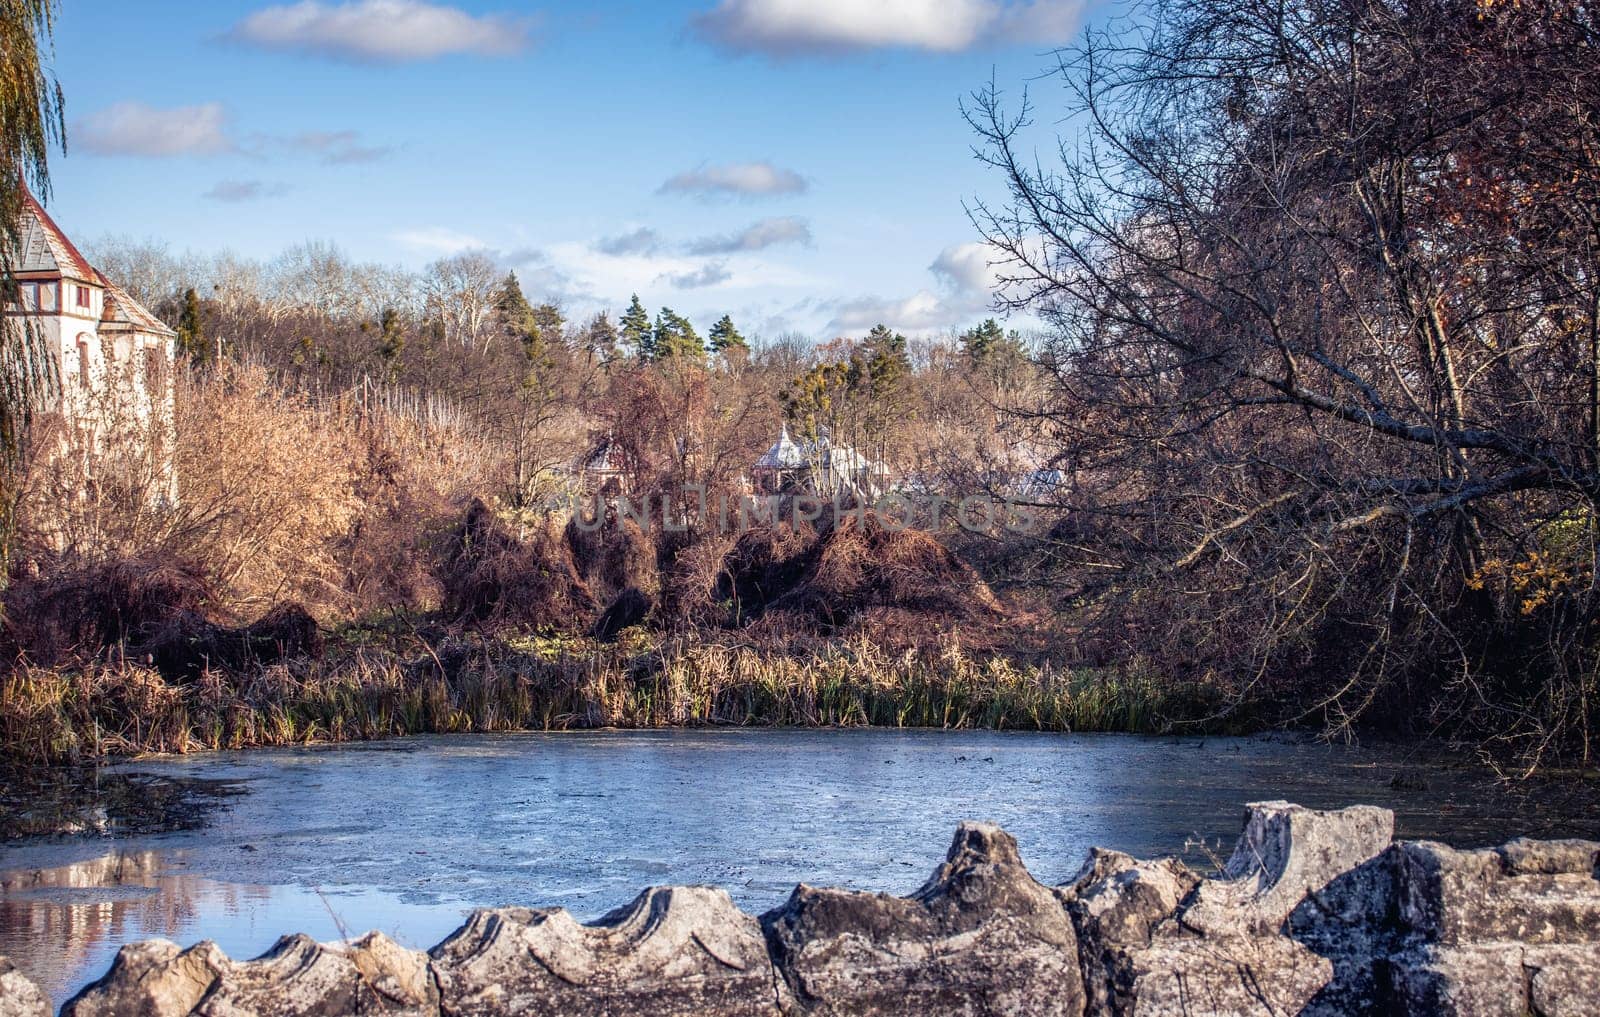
46, 0, 1097, 339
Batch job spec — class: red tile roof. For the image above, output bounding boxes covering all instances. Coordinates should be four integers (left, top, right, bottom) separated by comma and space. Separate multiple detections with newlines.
16, 188, 97, 280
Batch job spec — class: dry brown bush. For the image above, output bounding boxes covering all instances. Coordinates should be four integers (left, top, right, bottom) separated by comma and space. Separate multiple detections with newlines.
440, 499, 597, 631
657, 529, 737, 629
334, 398, 502, 618
721, 520, 815, 624
140, 602, 323, 681
170, 366, 360, 612
564, 510, 657, 606
13, 365, 499, 634
2, 554, 215, 666
16, 364, 357, 616
767, 511, 1006, 629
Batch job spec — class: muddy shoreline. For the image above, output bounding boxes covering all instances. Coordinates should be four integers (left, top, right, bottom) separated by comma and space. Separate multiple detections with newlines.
0, 765, 245, 842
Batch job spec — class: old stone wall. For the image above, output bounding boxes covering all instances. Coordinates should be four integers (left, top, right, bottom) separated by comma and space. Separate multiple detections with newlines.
2, 801, 1596, 1016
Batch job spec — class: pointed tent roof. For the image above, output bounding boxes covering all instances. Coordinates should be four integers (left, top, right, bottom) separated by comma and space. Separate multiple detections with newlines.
584, 433, 628, 474
14, 189, 97, 281
755, 423, 805, 469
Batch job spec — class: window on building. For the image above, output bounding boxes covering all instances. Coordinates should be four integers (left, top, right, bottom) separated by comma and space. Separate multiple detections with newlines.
76, 338, 91, 389
38, 282, 56, 312
75, 285, 90, 309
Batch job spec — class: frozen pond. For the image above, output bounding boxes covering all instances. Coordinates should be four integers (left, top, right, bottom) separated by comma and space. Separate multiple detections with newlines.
3, 729, 1596, 1006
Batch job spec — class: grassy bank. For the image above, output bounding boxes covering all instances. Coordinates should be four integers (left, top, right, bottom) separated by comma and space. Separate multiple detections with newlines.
0, 634, 1237, 765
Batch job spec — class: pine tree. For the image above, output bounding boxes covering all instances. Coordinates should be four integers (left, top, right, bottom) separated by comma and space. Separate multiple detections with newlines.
498, 272, 538, 350
852, 324, 912, 461
653, 307, 705, 360
584, 312, 621, 366
620, 294, 654, 359
176, 288, 208, 366
707, 314, 749, 356
376, 307, 405, 379
961, 318, 1026, 384
960, 318, 1005, 361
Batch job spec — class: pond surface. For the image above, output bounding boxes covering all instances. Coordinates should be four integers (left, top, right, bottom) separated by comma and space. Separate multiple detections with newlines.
3, 729, 1597, 1007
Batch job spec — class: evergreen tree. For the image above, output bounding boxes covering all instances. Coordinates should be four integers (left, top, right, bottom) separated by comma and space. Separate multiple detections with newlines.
497, 272, 538, 349
528, 303, 565, 357
498, 272, 566, 377
176, 288, 208, 366
707, 314, 749, 356
852, 324, 913, 457
376, 307, 405, 379
584, 312, 621, 366
859, 324, 911, 401
960, 318, 1005, 361
620, 294, 654, 359
653, 307, 705, 360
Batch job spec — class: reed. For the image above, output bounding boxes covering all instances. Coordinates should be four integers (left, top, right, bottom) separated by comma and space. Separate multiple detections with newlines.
0, 634, 1237, 765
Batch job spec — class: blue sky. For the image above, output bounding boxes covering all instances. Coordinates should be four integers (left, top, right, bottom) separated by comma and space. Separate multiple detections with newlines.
43, 0, 1096, 339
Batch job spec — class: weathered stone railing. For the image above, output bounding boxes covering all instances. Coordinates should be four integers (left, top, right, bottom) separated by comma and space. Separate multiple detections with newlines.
3, 801, 1597, 1016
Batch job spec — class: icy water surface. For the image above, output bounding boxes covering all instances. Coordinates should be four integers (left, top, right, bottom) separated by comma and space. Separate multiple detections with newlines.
3, 728, 1597, 1006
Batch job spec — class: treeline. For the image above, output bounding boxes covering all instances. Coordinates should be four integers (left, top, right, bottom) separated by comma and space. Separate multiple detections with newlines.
9, 229, 1053, 646
83, 237, 1047, 513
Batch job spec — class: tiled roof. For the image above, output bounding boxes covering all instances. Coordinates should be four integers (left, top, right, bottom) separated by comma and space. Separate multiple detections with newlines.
9, 188, 176, 337
13, 190, 96, 280
97, 271, 177, 337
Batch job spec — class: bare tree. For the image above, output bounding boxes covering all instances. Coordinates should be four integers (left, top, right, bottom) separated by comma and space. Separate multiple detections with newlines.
970, 0, 1600, 764
423, 251, 501, 350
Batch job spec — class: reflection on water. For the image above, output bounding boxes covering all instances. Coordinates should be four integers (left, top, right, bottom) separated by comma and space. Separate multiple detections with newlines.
0, 851, 468, 1008
2, 729, 1596, 1008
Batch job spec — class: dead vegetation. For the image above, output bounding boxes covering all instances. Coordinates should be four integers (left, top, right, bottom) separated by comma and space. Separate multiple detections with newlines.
140, 603, 323, 682
2, 554, 214, 666
440, 499, 596, 630
564, 511, 657, 609
0, 633, 1212, 766
445, 502, 1016, 645
762, 511, 1006, 630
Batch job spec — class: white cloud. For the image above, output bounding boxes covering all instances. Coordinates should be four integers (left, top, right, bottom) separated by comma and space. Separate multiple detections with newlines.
659, 161, 807, 198
229, 0, 533, 62
76, 102, 234, 157
204, 179, 289, 202
695, 0, 1084, 55
825, 291, 958, 336
821, 240, 1008, 334
543, 239, 821, 316
596, 227, 664, 256
660, 262, 734, 289
930, 241, 999, 294
288, 130, 391, 164
688, 216, 811, 255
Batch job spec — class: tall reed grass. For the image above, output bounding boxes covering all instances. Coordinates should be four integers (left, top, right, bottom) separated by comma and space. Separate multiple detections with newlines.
0, 635, 1231, 764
